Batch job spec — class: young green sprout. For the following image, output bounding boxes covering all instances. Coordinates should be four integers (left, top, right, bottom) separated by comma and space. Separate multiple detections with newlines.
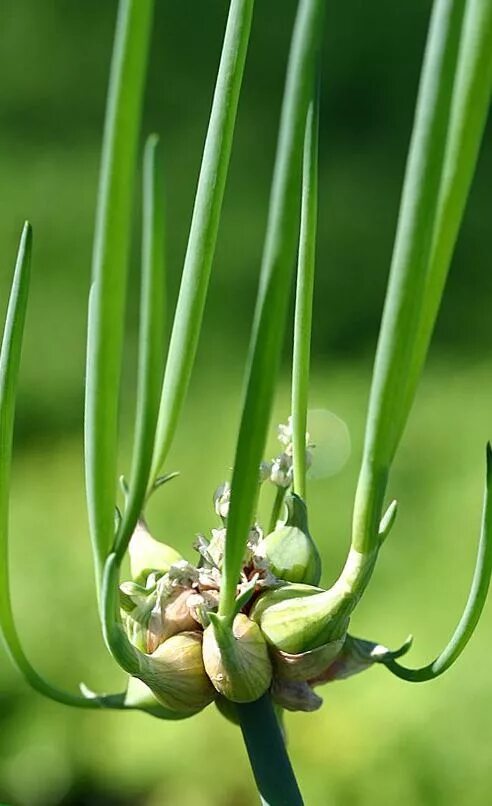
1, 0, 492, 804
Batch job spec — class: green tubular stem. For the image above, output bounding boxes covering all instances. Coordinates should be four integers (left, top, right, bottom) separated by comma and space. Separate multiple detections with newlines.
150, 0, 254, 483
219, 0, 326, 622
348, 0, 491, 621
269, 485, 287, 533
102, 553, 141, 677
236, 695, 303, 806
291, 86, 319, 502
0, 225, 125, 711
384, 444, 492, 682
85, 0, 154, 592
114, 135, 166, 560
398, 0, 492, 428
352, 0, 466, 556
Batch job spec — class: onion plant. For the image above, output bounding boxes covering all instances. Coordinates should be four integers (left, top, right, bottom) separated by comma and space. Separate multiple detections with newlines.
1, 0, 492, 803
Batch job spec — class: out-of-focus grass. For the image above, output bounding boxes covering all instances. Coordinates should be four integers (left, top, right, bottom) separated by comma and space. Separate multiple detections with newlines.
1, 359, 491, 806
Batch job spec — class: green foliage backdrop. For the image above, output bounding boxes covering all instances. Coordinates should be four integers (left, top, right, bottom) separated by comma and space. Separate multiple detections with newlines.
0, 2, 491, 804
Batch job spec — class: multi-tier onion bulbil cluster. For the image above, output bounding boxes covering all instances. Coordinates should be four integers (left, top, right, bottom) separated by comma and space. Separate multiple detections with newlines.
122, 421, 407, 720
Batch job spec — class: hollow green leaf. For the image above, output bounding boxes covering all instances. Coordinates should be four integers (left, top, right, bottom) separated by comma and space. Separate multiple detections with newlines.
292, 87, 319, 500
399, 0, 492, 430
0, 225, 124, 710
114, 135, 166, 560
150, 0, 254, 482
218, 0, 326, 621
218, 7, 326, 800
269, 485, 287, 534
101, 553, 141, 676
85, 0, 154, 589
352, 0, 467, 553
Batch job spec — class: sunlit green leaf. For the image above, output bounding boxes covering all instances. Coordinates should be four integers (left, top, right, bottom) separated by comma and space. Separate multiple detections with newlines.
150, 0, 255, 482
85, 0, 154, 589
0, 225, 124, 709
219, 0, 325, 621
115, 134, 166, 559
292, 88, 319, 500
352, 0, 467, 553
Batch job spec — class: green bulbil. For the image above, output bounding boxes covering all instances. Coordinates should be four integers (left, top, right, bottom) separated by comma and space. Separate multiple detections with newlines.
138, 631, 216, 715
259, 586, 350, 654
129, 519, 183, 583
250, 581, 322, 623
124, 676, 195, 721
203, 613, 272, 703
256, 546, 377, 653
272, 636, 345, 681
258, 494, 321, 585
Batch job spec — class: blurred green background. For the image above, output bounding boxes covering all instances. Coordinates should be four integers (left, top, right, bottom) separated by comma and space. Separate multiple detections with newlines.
1, 1, 491, 804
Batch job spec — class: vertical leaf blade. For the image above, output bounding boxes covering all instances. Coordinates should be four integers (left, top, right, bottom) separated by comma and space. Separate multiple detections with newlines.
219, 0, 326, 619
352, 0, 466, 552
85, 0, 154, 584
115, 134, 166, 558
150, 0, 255, 482
292, 90, 319, 500
400, 0, 492, 423
0, 225, 32, 680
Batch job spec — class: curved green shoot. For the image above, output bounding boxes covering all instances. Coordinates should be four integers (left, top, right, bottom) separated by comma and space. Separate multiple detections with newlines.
384, 443, 492, 682
352, 0, 466, 554
101, 553, 141, 676
291, 87, 319, 501
150, 0, 254, 483
218, 0, 325, 623
100, 554, 202, 722
85, 0, 154, 590
114, 135, 166, 561
0, 225, 124, 710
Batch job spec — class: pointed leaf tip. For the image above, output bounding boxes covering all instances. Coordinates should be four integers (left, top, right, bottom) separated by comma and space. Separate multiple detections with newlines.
378, 499, 398, 544
146, 132, 160, 149
389, 634, 413, 660
382, 443, 492, 684
152, 471, 180, 493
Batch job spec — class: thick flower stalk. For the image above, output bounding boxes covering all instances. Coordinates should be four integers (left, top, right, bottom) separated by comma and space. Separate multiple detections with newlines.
1, 1, 492, 805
